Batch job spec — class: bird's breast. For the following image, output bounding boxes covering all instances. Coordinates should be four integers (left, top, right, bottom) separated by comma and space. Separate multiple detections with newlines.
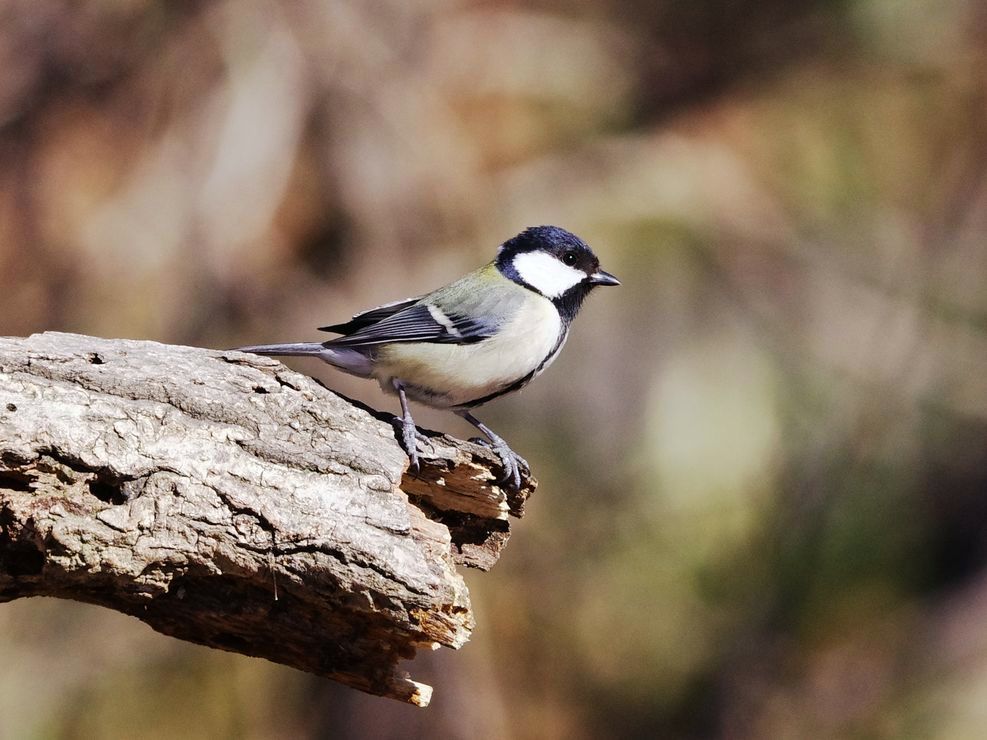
374, 296, 565, 408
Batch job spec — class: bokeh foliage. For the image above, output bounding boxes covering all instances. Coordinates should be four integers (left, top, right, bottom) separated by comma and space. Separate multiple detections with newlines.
3, 0, 987, 737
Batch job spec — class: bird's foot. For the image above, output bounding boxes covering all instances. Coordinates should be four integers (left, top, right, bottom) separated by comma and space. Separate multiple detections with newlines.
399, 418, 433, 472
469, 437, 530, 490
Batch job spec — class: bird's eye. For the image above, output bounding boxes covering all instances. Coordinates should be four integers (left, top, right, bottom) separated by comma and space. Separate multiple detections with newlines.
562, 251, 578, 266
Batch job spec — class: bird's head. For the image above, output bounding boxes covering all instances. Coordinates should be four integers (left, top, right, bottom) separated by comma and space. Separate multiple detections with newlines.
495, 226, 620, 312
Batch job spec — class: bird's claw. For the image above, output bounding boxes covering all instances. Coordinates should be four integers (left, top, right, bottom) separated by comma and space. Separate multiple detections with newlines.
400, 419, 433, 473
496, 447, 528, 490
469, 437, 529, 489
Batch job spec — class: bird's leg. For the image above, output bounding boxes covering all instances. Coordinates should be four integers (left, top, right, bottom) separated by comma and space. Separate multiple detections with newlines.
394, 381, 431, 472
456, 410, 529, 490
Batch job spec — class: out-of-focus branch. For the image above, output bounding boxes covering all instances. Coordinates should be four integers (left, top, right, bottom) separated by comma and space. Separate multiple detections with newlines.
0, 333, 534, 707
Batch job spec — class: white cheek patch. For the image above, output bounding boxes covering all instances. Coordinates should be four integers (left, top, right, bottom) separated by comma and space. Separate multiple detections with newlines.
512, 251, 586, 298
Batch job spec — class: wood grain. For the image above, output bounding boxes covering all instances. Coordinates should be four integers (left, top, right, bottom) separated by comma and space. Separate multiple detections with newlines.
0, 332, 535, 706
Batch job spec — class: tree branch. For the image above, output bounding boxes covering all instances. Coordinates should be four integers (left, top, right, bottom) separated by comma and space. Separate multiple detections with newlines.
0, 332, 534, 707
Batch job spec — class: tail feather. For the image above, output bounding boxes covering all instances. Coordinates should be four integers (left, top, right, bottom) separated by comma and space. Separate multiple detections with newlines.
233, 342, 325, 356
233, 342, 374, 378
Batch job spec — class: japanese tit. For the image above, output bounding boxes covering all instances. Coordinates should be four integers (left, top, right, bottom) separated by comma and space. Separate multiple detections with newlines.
236, 225, 620, 489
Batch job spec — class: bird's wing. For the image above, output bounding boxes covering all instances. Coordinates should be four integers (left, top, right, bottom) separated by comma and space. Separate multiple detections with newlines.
324, 301, 495, 347
318, 296, 421, 335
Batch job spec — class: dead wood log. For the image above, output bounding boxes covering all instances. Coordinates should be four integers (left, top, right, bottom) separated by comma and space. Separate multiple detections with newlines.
0, 332, 534, 707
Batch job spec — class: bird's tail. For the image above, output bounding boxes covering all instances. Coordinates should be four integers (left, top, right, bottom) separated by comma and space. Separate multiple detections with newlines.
233, 342, 325, 357
232, 342, 374, 378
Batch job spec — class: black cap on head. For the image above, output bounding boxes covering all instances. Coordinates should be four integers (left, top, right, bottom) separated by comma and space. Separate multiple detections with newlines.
496, 225, 600, 276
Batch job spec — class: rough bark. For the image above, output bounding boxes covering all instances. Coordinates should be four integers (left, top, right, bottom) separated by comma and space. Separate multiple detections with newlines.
0, 332, 534, 707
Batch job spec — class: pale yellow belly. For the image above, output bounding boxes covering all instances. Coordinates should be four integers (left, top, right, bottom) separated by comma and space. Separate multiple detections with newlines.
373, 298, 564, 408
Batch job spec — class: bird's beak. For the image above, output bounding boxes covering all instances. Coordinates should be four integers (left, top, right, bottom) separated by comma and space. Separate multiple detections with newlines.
589, 269, 621, 286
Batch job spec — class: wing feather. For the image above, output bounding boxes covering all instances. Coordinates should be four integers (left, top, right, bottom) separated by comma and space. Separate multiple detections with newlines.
318, 297, 421, 335
324, 302, 494, 347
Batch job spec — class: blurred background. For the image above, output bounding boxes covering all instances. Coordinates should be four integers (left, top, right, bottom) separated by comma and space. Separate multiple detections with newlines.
3, 0, 987, 737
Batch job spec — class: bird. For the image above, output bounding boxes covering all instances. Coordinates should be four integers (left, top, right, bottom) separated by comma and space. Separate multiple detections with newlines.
234, 225, 620, 489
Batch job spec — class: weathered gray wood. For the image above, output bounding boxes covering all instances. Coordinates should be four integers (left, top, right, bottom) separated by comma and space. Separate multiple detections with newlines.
0, 332, 534, 706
